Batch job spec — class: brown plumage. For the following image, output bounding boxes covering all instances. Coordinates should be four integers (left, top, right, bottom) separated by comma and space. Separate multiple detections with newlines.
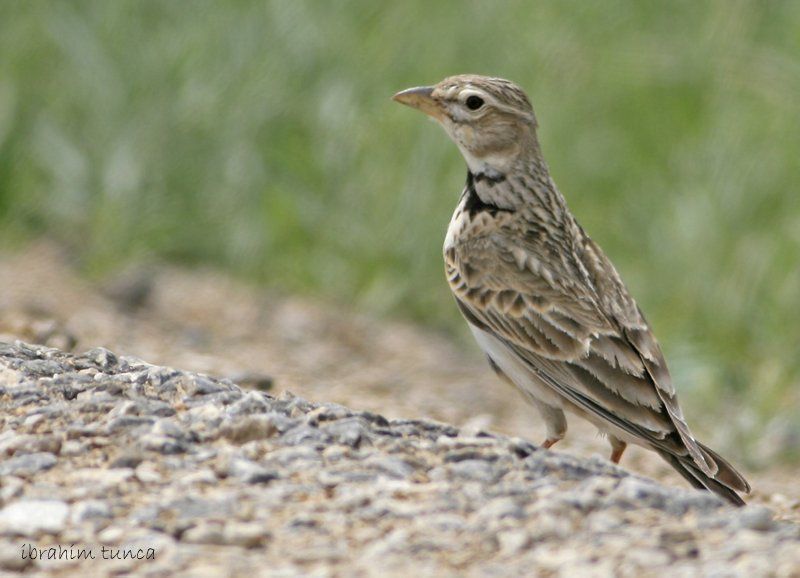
394, 74, 750, 506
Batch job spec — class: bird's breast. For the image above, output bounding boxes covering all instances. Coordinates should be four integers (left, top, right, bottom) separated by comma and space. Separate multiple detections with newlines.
444, 196, 511, 254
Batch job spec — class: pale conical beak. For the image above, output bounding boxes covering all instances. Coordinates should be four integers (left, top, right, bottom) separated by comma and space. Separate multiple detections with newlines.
392, 86, 443, 120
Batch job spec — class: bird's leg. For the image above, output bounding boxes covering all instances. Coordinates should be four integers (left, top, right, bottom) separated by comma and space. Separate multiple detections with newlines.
541, 438, 560, 450
609, 437, 627, 464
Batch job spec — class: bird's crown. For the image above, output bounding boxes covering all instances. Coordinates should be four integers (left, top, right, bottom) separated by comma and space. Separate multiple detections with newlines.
433, 75, 535, 122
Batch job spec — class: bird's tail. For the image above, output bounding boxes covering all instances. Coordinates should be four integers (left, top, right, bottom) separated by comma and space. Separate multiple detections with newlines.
658, 442, 751, 507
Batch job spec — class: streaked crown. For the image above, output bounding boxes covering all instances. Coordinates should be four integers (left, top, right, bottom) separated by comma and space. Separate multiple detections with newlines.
433, 75, 536, 124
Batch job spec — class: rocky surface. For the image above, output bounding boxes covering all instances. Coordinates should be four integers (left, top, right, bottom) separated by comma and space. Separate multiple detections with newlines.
2, 244, 799, 525
0, 342, 798, 577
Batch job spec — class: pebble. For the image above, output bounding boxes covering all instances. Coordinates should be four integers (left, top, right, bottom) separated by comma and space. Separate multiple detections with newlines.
70, 500, 112, 524
225, 458, 279, 484
448, 459, 497, 482
737, 505, 776, 532
222, 522, 271, 548
221, 415, 279, 444
0, 477, 24, 502
135, 462, 163, 483
0, 452, 57, 477
181, 521, 225, 545
139, 434, 188, 454
0, 500, 69, 536
323, 418, 370, 448
83, 347, 119, 370
496, 529, 531, 555
178, 468, 218, 486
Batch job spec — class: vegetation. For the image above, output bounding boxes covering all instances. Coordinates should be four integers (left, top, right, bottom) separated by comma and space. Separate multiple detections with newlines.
1, 1, 799, 464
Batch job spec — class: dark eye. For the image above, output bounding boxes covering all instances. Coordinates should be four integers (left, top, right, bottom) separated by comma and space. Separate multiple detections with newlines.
465, 95, 484, 110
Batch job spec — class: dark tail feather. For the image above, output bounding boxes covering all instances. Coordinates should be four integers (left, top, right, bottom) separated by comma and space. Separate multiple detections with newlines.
657, 449, 747, 507
696, 441, 751, 494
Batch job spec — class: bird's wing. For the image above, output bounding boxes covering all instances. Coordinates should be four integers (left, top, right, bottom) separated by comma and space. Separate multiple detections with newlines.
447, 229, 715, 475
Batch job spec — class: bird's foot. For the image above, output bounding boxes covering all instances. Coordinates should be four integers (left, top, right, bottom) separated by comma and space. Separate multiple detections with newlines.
541, 438, 560, 450
610, 440, 627, 464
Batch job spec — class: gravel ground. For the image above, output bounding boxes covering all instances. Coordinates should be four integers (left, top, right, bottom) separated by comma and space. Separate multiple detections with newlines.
0, 341, 798, 578
0, 243, 799, 576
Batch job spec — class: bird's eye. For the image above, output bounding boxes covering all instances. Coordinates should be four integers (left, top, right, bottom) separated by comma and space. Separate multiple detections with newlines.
465, 95, 484, 110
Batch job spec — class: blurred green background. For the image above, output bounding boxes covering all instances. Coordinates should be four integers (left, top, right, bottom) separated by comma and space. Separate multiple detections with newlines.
1, 1, 798, 463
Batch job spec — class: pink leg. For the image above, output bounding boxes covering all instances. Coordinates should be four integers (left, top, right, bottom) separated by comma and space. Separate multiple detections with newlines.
610, 440, 627, 464
541, 438, 560, 450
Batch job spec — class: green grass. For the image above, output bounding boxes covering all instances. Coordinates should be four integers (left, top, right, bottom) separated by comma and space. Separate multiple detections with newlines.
1, 1, 799, 465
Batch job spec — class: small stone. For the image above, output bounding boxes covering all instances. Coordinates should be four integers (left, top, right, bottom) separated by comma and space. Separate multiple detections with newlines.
366, 456, 415, 479
182, 521, 225, 545
21, 359, 64, 377
226, 391, 273, 416
497, 529, 531, 555
305, 404, 352, 425
70, 500, 112, 524
0, 500, 69, 536
323, 418, 369, 448
738, 505, 775, 532
97, 525, 125, 543
0, 452, 57, 477
280, 424, 332, 446
105, 415, 155, 433
221, 415, 279, 444
222, 522, 270, 548
448, 459, 496, 482
506, 438, 538, 459
139, 434, 187, 454
0, 477, 24, 502
83, 347, 118, 370
145, 366, 180, 387
477, 497, 524, 521
110, 451, 144, 469
624, 547, 671, 568
225, 458, 278, 484
0, 541, 33, 571
22, 414, 46, 429
135, 463, 163, 483
186, 375, 228, 396
150, 419, 186, 439
610, 476, 669, 509
67, 468, 134, 490
187, 404, 223, 422
178, 469, 218, 486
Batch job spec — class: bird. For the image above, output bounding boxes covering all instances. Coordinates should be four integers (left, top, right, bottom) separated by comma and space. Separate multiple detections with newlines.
393, 74, 750, 506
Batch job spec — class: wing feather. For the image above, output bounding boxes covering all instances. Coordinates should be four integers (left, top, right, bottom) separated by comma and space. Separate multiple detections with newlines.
446, 226, 716, 476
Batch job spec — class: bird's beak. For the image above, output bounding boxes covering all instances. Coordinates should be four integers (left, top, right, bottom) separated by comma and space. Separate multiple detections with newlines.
392, 86, 443, 120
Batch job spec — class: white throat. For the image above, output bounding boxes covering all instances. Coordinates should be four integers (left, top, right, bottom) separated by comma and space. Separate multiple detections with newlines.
456, 145, 513, 178
440, 123, 516, 177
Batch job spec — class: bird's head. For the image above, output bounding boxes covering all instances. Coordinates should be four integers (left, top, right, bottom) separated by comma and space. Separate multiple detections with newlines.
393, 74, 539, 176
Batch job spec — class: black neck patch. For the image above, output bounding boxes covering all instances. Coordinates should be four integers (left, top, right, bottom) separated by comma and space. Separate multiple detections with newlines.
464, 171, 513, 217
472, 171, 506, 186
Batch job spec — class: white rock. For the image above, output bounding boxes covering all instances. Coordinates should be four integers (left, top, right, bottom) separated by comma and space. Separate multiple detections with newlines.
0, 500, 69, 536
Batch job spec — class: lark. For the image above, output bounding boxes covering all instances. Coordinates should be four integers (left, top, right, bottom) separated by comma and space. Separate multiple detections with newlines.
394, 75, 750, 506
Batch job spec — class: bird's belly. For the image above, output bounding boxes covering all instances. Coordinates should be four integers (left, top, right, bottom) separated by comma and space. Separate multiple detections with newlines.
470, 324, 651, 448
469, 324, 565, 409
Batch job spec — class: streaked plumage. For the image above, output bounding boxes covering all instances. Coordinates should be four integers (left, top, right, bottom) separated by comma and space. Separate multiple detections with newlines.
394, 74, 750, 506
